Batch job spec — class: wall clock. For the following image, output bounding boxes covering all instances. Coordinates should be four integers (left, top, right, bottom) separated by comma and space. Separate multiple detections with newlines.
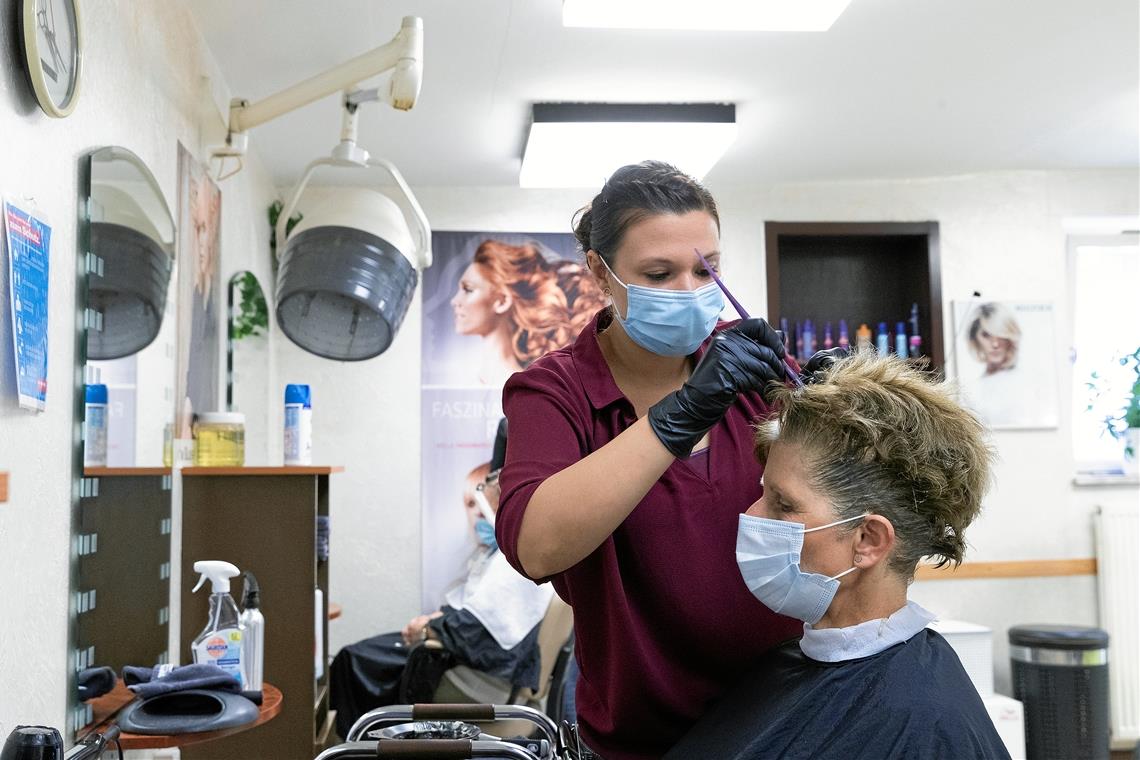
20, 0, 83, 118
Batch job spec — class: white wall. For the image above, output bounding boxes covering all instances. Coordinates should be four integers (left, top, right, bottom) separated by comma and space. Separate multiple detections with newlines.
0, 0, 277, 737
306, 171, 1139, 698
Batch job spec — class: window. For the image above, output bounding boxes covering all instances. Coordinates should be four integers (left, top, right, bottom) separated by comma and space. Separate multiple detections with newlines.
1069, 234, 1140, 474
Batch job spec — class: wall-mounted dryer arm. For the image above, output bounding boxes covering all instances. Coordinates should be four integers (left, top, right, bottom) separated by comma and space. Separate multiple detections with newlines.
229, 16, 423, 137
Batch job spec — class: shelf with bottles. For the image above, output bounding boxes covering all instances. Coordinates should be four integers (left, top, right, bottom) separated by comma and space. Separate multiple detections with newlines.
780, 304, 928, 365
765, 221, 944, 374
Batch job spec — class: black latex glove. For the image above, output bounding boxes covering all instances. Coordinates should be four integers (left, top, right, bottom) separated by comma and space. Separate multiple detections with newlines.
801, 346, 850, 384
648, 318, 786, 458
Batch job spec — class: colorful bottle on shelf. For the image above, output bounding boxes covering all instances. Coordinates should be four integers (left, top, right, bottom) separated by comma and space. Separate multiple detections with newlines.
803, 319, 816, 356
794, 321, 803, 362
908, 303, 923, 358
856, 323, 872, 351
284, 384, 312, 466
876, 322, 890, 354
84, 384, 108, 467
823, 322, 834, 350
838, 320, 850, 350
895, 322, 908, 356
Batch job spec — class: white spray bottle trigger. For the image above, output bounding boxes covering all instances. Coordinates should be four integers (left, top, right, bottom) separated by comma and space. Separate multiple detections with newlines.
192, 560, 241, 594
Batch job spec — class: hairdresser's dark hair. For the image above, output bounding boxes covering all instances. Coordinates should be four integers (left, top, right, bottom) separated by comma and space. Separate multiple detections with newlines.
572, 161, 720, 266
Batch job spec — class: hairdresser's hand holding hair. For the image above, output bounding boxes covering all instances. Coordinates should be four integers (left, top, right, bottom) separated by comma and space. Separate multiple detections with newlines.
800, 345, 850, 384
648, 317, 787, 457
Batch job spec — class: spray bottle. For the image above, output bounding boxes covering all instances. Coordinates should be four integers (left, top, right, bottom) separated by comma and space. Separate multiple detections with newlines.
239, 571, 264, 692
191, 560, 245, 688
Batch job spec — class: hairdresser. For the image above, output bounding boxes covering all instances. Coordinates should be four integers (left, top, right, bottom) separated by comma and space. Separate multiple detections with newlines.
496, 160, 839, 760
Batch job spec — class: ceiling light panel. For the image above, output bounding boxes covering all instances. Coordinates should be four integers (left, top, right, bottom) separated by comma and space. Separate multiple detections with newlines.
520, 103, 737, 188
562, 0, 853, 32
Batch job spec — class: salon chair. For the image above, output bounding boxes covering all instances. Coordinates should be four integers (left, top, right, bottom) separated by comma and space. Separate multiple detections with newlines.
399, 597, 574, 738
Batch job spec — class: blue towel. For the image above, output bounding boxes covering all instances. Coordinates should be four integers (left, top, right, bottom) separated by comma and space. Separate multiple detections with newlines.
122, 663, 242, 699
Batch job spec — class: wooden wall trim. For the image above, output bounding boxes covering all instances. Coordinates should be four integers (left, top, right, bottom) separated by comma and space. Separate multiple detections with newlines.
915, 558, 1097, 581
0, 470, 7, 503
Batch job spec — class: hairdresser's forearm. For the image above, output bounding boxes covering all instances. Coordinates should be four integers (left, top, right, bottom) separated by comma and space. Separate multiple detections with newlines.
516, 417, 674, 578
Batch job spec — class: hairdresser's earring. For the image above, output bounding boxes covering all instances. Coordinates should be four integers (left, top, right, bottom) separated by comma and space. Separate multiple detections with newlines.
853, 555, 862, 565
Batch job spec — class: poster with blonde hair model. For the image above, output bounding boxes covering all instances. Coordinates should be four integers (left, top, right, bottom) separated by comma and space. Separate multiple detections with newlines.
419, 231, 606, 610
953, 300, 1058, 429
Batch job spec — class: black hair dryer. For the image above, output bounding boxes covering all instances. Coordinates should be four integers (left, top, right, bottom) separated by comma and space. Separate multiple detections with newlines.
0, 726, 62, 760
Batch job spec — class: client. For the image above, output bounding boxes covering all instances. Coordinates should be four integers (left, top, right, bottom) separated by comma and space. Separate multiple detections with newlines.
666, 352, 1010, 759
330, 457, 553, 739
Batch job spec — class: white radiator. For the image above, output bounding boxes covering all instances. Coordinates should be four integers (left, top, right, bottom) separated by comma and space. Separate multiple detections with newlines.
1095, 504, 1140, 743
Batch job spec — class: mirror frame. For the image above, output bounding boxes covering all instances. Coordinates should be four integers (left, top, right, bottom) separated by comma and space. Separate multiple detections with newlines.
69, 146, 176, 738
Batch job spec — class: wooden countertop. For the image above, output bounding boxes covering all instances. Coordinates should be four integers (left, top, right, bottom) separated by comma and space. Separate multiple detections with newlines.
85, 681, 282, 750
83, 467, 172, 477
182, 466, 344, 476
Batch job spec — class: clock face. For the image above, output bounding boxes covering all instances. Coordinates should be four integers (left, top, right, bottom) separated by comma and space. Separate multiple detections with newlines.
24, 0, 81, 115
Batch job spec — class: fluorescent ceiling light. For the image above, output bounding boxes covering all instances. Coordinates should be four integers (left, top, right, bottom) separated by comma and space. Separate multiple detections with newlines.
520, 103, 736, 188
562, 0, 853, 32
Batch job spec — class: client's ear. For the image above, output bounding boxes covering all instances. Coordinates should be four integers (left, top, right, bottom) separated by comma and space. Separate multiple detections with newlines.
852, 515, 895, 570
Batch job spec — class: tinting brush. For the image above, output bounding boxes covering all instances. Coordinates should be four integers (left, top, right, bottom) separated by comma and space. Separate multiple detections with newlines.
694, 248, 803, 388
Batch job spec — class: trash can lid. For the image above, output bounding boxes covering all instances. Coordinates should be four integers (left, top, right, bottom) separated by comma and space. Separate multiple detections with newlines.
1008, 624, 1109, 650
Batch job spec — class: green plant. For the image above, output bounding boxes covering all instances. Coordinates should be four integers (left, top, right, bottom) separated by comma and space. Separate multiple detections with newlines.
230, 271, 268, 340
268, 200, 304, 275
1086, 346, 1140, 455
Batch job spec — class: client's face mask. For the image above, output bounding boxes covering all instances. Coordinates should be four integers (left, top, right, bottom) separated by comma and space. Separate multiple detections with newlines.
600, 257, 724, 356
736, 512, 865, 624
474, 518, 497, 550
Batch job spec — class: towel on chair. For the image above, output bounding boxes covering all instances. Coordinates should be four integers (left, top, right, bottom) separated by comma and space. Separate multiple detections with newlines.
122, 663, 242, 699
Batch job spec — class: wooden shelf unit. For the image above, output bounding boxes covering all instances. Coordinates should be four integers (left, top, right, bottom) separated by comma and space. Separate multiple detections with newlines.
765, 222, 944, 373
180, 467, 338, 760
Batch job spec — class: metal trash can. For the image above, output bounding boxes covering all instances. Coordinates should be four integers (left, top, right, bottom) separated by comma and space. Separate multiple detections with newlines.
1009, 625, 1110, 760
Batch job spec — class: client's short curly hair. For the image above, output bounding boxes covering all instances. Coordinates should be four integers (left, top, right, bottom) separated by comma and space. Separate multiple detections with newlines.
754, 352, 994, 578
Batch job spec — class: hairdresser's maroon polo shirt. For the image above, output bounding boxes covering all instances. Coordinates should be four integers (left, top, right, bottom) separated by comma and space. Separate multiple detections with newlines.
497, 310, 801, 760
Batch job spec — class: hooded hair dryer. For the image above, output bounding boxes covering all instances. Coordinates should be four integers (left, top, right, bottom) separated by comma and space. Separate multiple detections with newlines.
215, 16, 430, 361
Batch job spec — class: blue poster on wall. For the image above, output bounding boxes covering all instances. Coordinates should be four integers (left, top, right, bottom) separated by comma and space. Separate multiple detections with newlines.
4, 201, 51, 411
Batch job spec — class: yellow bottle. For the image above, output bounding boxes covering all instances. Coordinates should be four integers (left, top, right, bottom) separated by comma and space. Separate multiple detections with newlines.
194, 412, 246, 466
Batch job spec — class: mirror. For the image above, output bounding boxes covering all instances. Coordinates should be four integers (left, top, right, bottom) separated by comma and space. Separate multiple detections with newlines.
85, 147, 177, 467
70, 146, 177, 736
227, 271, 271, 465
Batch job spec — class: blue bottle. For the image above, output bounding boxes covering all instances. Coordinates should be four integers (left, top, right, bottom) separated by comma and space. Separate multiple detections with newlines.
876, 322, 890, 354
803, 320, 816, 356
895, 322, 907, 355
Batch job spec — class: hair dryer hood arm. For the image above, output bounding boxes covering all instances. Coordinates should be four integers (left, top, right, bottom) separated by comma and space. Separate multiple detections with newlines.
387, 17, 423, 111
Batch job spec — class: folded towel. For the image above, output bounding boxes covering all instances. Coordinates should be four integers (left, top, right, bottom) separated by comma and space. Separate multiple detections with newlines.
77, 665, 117, 701
122, 663, 242, 699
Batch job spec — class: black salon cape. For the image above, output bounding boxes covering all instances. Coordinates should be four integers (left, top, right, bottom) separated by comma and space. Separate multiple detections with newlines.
665, 629, 1010, 760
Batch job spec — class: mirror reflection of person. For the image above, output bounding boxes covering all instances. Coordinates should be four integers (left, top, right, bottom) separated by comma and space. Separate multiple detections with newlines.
329, 462, 553, 739
666, 353, 1010, 759
960, 302, 1027, 427
450, 240, 606, 387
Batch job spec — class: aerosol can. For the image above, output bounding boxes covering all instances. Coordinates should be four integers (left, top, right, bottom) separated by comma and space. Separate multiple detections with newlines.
191, 560, 245, 688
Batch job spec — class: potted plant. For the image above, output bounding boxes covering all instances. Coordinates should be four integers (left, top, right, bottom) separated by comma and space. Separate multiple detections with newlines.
1087, 346, 1140, 474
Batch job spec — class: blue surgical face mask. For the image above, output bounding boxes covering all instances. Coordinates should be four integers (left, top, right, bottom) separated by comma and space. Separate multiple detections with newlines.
600, 257, 724, 356
474, 517, 498, 550
736, 512, 865, 624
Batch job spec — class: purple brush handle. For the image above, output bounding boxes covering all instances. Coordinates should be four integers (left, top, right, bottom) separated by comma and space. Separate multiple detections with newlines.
694, 248, 803, 388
